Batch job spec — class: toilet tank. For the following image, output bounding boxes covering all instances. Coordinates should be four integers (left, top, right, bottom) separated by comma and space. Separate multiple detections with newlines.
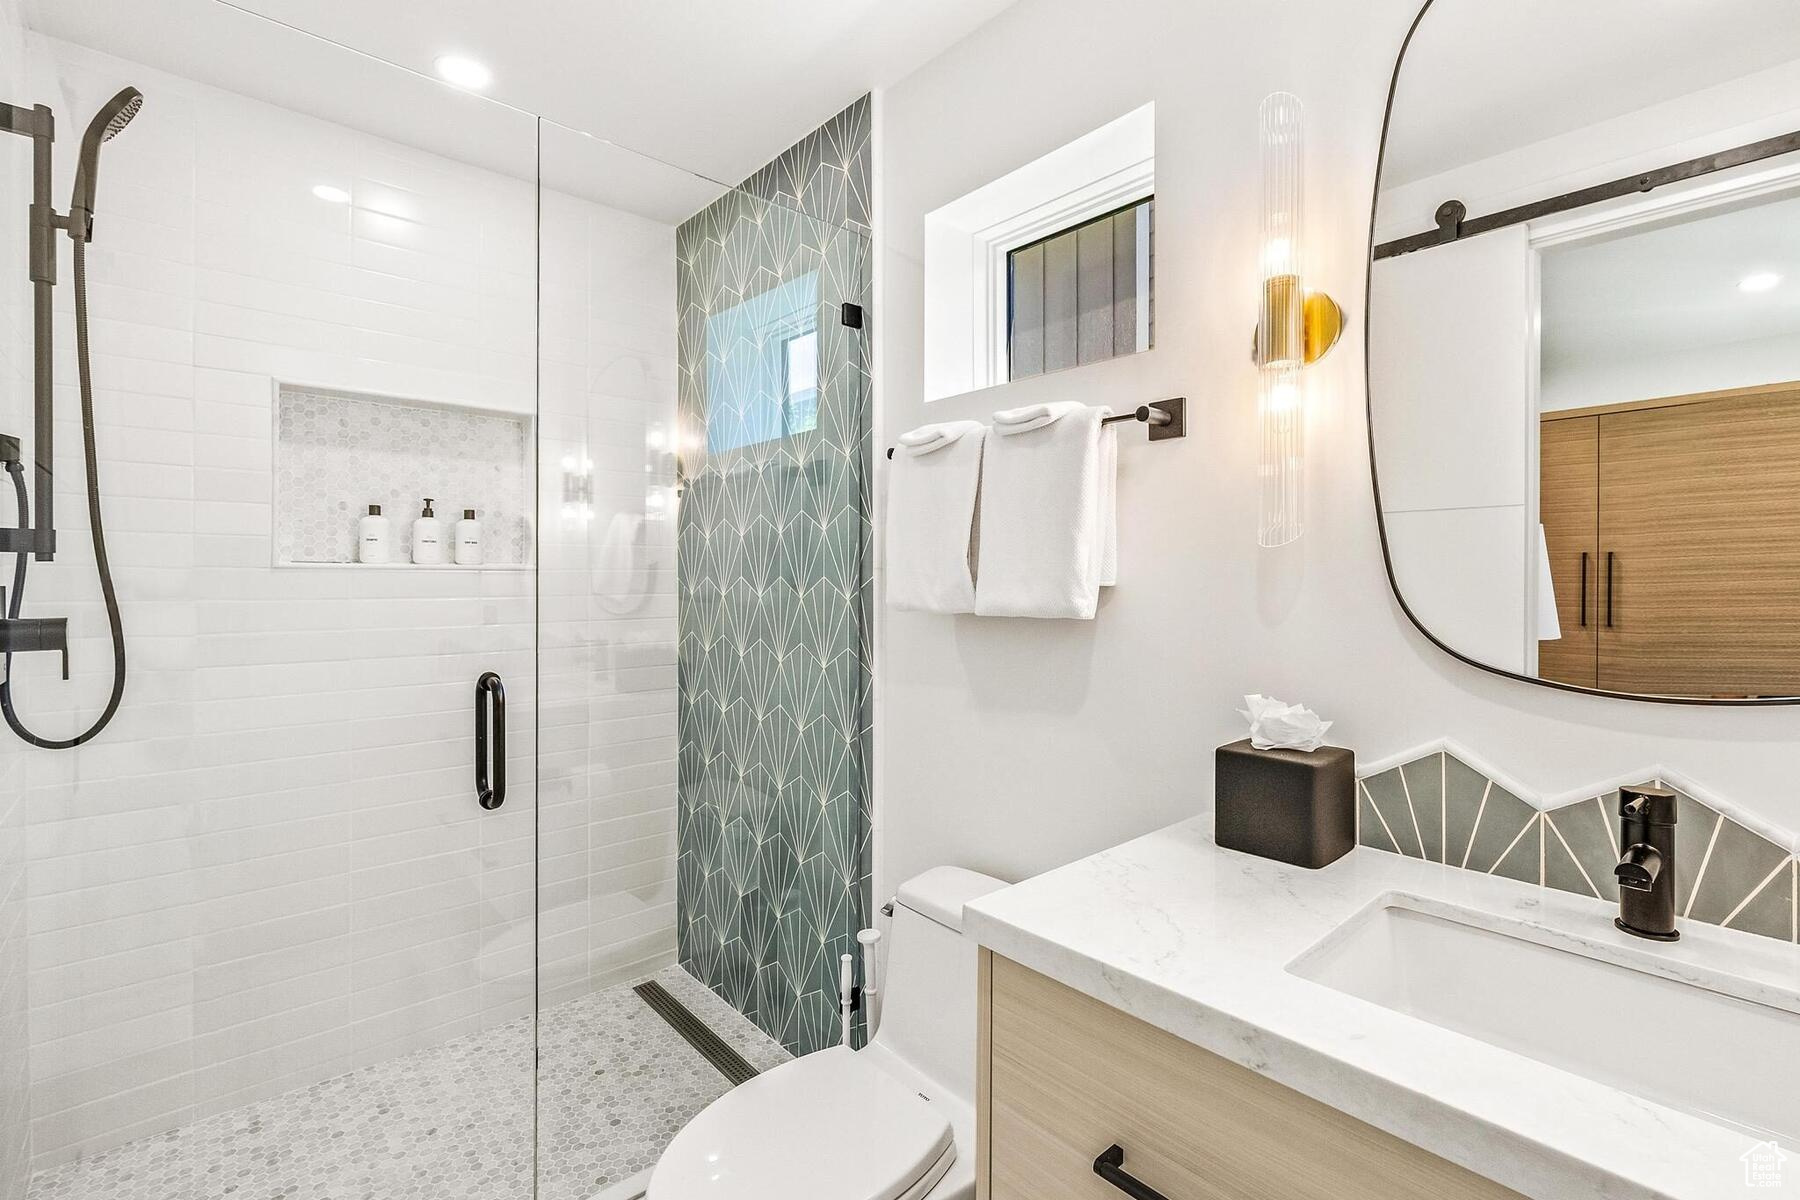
868, 867, 1009, 1103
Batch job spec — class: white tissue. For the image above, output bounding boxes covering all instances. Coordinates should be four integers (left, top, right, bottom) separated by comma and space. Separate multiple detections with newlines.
1239, 694, 1332, 753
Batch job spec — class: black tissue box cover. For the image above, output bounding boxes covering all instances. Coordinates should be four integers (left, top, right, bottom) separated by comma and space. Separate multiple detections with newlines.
1214, 739, 1355, 869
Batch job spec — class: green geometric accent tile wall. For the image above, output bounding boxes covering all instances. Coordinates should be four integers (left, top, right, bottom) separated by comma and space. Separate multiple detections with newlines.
1359, 751, 1799, 944
675, 97, 874, 1056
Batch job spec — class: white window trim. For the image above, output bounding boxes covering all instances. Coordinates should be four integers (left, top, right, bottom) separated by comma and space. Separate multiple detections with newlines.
978, 169, 1153, 387
923, 103, 1154, 402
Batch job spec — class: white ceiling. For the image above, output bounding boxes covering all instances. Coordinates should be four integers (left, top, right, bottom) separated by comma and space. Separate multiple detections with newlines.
26, 0, 1017, 197
1542, 190, 1800, 374
1383, 0, 1800, 188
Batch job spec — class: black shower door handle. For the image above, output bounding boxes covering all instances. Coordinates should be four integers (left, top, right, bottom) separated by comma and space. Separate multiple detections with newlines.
1093, 1145, 1173, 1200
475, 671, 506, 810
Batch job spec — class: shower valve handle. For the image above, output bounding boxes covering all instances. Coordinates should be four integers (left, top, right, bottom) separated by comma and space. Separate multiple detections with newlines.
0, 588, 69, 680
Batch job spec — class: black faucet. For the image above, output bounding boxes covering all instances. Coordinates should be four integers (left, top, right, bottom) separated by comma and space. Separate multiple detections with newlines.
1614, 785, 1679, 941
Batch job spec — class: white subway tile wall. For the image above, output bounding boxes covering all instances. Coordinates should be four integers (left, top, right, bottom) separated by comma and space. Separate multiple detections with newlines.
1, 0, 38, 1191
0, 743, 26, 1199
8, 35, 680, 1173
535, 182, 681, 1013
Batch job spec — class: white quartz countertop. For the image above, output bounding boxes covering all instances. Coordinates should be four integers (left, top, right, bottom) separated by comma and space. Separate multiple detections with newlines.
962, 817, 1800, 1200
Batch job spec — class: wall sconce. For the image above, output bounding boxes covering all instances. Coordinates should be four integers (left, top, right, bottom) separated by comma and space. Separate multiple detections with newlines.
1255, 92, 1343, 548
561, 451, 594, 524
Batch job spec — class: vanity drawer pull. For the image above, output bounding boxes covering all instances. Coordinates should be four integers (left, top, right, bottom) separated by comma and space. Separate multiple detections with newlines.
1093, 1144, 1174, 1200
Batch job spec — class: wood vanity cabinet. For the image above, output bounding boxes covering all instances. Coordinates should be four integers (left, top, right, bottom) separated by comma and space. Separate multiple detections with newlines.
1538, 382, 1800, 697
975, 952, 1524, 1200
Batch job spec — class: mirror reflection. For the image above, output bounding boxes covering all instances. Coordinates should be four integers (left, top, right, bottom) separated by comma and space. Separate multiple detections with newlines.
1369, 0, 1800, 700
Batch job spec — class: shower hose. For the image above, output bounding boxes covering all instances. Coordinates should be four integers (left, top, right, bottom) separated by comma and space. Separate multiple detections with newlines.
3, 232, 127, 748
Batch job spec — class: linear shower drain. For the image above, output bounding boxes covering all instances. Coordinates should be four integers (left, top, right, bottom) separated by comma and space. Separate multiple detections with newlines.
632, 980, 760, 1087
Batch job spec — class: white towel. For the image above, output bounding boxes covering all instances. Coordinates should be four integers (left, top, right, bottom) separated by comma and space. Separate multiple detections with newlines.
1534, 523, 1561, 642
885, 420, 986, 613
595, 511, 647, 615
974, 402, 1117, 619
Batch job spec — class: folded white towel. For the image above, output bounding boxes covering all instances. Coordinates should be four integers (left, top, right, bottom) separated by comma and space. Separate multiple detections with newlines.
975, 402, 1117, 619
885, 420, 986, 613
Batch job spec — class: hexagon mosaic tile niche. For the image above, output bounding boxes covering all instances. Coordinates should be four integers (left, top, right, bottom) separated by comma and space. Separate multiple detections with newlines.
675, 96, 874, 1059
275, 386, 533, 565
1358, 750, 1800, 944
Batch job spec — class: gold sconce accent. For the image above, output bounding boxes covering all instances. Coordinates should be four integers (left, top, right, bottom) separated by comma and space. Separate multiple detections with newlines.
1254, 92, 1342, 548
1254, 276, 1344, 368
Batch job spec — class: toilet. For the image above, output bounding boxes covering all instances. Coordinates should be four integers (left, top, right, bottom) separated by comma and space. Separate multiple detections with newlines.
606, 866, 1008, 1200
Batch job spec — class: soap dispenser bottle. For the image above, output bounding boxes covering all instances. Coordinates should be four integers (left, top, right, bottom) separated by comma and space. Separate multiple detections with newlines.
454, 508, 483, 566
411, 498, 445, 565
358, 504, 391, 564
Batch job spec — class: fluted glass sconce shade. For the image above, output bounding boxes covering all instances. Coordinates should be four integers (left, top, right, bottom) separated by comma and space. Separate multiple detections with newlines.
1258, 92, 1306, 548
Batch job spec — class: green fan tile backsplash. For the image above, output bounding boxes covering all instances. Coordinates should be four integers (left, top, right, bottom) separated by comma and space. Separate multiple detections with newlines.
675, 97, 874, 1057
1358, 750, 1799, 945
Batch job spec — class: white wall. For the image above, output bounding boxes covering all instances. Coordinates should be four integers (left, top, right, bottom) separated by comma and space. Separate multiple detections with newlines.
0, 0, 36, 1192
15, 35, 678, 1171
1376, 56, 1800, 245
1542, 329, 1800, 411
873, 0, 1800, 905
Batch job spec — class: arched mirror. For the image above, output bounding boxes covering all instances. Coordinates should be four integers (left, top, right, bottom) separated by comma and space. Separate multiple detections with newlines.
1368, 0, 1800, 702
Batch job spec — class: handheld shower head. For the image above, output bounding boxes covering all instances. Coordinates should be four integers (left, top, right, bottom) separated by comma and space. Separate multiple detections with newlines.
68, 87, 143, 239
96, 89, 144, 143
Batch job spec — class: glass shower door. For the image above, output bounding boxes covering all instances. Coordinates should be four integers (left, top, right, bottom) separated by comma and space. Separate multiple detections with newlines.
5, 9, 543, 1199
533, 104, 873, 1198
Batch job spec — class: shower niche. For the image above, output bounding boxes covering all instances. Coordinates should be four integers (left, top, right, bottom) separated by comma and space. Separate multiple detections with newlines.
272, 382, 534, 568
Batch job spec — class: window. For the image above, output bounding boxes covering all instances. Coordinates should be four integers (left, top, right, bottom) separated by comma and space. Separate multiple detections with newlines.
922, 103, 1155, 401
704, 271, 821, 454
782, 329, 819, 437
1007, 196, 1154, 380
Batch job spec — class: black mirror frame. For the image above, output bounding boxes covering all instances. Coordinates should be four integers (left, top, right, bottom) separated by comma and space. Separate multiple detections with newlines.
1363, 0, 1800, 706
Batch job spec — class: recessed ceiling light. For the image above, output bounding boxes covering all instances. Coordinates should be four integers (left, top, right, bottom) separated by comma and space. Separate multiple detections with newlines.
1739, 271, 1782, 294
311, 184, 351, 204
434, 54, 492, 90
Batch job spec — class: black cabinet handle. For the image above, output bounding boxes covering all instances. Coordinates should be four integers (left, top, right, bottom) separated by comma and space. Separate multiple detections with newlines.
1578, 552, 1588, 628
1605, 551, 1616, 629
475, 671, 506, 810
1094, 1145, 1172, 1200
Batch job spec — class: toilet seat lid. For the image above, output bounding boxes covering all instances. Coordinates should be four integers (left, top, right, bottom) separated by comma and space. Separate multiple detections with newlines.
649, 1045, 954, 1200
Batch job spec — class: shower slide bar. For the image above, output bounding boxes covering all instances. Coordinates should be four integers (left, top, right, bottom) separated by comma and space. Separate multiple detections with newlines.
0, 100, 58, 561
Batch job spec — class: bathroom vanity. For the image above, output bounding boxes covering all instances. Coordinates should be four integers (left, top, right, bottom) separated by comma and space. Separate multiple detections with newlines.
976, 951, 1519, 1199
964, 822, 1800, 1200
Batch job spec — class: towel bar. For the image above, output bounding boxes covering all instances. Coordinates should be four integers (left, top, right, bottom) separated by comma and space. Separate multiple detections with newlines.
884, 397, 1185, 460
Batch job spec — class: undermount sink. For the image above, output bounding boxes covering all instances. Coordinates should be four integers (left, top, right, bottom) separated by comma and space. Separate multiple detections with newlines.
1289, 896, 1800, 1143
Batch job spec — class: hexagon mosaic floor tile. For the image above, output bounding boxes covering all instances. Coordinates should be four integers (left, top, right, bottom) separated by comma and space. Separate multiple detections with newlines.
26, 965, 788, 1200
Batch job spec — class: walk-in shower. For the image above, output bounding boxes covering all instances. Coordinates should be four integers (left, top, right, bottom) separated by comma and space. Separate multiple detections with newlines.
0, 6, 871, 1198
0, 84, 141, 747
